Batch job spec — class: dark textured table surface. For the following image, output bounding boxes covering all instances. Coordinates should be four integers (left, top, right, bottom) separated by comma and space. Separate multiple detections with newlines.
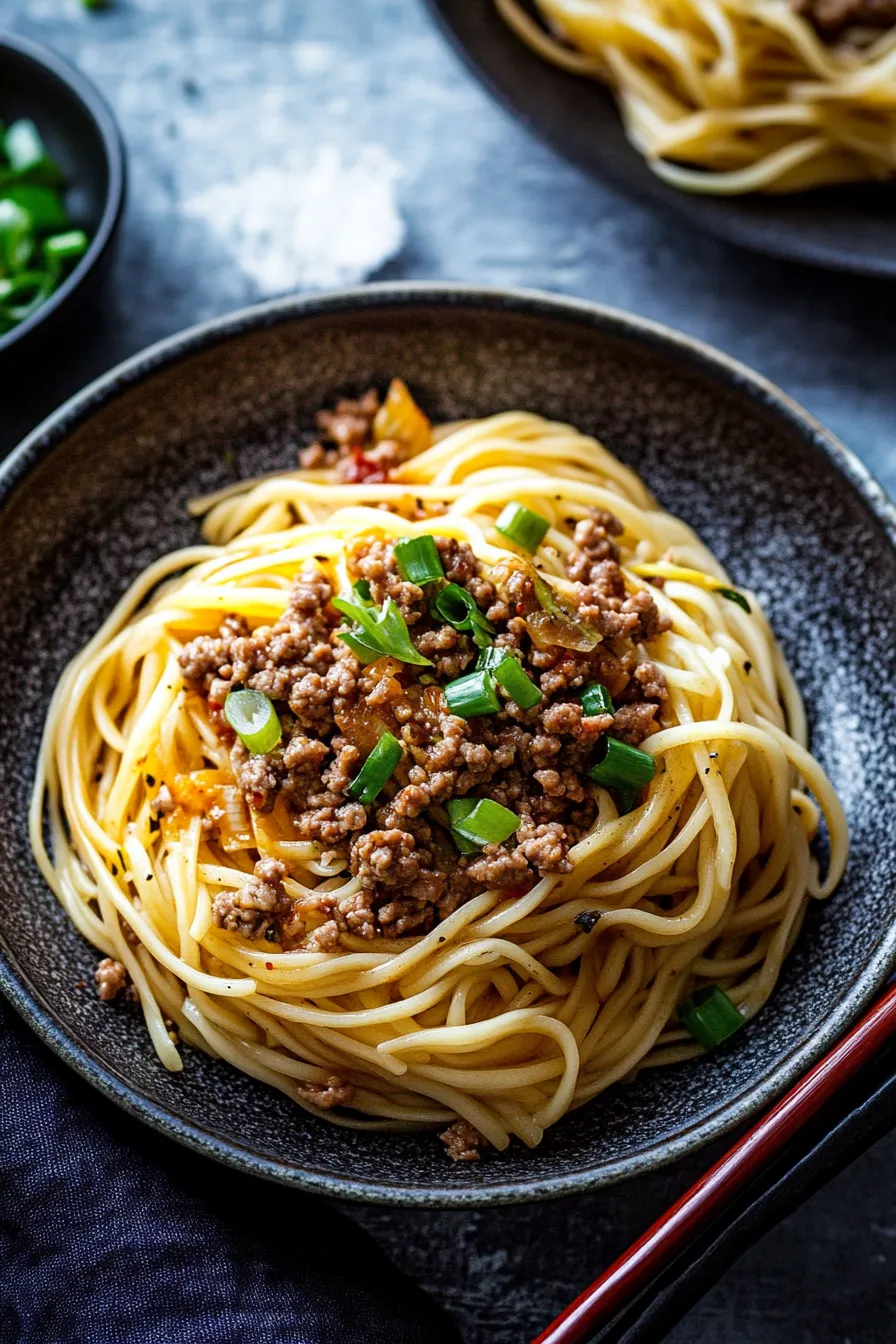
3, 2, 896, 1341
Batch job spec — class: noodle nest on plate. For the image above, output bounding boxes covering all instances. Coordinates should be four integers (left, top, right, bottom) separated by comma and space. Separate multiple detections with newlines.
496, 0, 896, 194
31, 381, 846, 1160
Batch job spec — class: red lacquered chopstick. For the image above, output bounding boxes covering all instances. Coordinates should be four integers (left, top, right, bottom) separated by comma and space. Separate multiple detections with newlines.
534, 979, 896, 1344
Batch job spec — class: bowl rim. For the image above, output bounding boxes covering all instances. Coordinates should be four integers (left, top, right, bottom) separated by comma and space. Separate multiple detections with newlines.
0, 30, 127, 355
3, 281, 896, 1206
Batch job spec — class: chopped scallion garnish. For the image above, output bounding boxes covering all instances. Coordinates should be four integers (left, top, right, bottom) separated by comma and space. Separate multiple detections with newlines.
716, 586, 751, 614
496, 502, 550, 553
491, 653, 543, 710
0, 119, 89, 336
353, 578, 372, 603
453, 798, 520, 848
43, 228, 89, 265
444, 669, 501, 719
581, 682, 614, 717
347, 731, 403, 805
394, 535, 444, 586
333, 595, 432, 667
678, 985, 743, 1050
446, 797, 480, 853
432, 583, 494, 649
588, 736, 656, 791
223, 689, 282, 755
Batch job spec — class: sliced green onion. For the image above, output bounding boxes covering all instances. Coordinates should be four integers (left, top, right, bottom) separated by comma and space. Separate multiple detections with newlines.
496, 502, 550, 553
4, 184, 68, 231
43, 228, 88, 265
588, 736, 656, 790
432, 583, 494, 649
347, 731, 403, 805
223, 689, 282, 755
444, 669, 501, 719
446, 797, 480, 854
333, 595, 431, 667
581, 682, 614, 717
475, 645, 506, 672
678, 985, 743, 1050
394, 535, 444, 586
4, 120, 61, 185
454, 799, 520, 847
492, 654, 543, 710
716, 586, 751, 615
0, 199, 35, 274
352, 578, 372, 603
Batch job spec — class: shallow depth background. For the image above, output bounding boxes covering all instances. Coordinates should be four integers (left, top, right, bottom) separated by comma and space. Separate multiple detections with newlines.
3, 1, 896, 1340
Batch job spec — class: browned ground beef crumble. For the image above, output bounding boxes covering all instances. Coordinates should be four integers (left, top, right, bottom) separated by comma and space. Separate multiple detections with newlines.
95, 957, 128, 1001
296, 387, 411, 483
792, 0, 896, 31
439, 1119, 487, 1162
179, 477, 670, 951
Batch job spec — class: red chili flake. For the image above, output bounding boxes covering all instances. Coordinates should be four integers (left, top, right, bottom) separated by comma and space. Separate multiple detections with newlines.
265, 961, 273, 970
341, 447, 387, 484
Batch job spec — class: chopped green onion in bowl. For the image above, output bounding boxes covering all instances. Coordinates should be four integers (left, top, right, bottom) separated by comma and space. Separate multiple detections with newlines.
223, 689, 282, 755
0, 119, 90, 336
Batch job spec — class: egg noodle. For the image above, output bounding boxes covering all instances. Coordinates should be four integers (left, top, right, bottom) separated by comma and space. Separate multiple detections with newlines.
495, 0, 896, 193
30, 398, 847, 1155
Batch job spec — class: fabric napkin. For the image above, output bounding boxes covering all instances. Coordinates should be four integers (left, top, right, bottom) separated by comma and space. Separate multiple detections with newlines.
0, 1001, 460, 1344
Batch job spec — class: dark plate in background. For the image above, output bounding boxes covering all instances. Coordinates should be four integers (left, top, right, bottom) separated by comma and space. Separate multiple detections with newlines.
0, 31, 126, 357
2, 284, 896, 1206
426, 0, 896, 277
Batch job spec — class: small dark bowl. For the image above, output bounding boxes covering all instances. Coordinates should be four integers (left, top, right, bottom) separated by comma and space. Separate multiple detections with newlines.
2, 285, 896, 1206
0, 31, 126, 357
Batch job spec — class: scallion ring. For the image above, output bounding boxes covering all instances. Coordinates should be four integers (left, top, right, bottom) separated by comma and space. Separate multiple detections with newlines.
491, 653, 543, 710
444, 669, 501, 719
587, 736, 656, 791
678, 985, 743, 1050
453, 798, 520, 847
394, 535, 445, 586
223, 689, 282, 755
431, 583, 495, 649
495, 502, 550, 553
347, 731, 403, 805
446, 797, 480, 854
580, 681, 614, 717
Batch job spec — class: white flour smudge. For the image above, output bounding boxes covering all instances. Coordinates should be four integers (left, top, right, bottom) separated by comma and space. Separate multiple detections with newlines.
182, 145, 405, 294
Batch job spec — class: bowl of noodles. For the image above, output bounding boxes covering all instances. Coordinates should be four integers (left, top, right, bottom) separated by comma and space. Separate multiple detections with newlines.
427, 0, 896, 275
2, 284, 895, 1204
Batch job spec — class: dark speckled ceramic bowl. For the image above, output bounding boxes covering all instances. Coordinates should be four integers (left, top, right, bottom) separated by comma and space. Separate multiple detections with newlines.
2, 285, 895, 1206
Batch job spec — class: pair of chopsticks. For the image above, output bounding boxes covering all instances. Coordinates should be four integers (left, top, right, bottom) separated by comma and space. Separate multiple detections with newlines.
534, 979, 896, 1344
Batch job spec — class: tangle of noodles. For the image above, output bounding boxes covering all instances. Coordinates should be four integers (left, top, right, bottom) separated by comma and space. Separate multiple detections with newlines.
495, 0, 896, 194
31, 386, 847, 1156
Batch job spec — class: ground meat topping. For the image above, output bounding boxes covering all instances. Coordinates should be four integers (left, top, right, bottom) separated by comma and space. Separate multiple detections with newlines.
178, 494, 671, 938
439, 1119, 486, 1162
95, 957, 128, 1001
298, 1075, 355, 1110
211, 857, 296, 942
793, 0, 896, 32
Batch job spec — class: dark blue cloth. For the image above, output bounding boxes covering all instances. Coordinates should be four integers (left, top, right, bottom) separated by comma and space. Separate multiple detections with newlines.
0, 1002, 460, 1344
